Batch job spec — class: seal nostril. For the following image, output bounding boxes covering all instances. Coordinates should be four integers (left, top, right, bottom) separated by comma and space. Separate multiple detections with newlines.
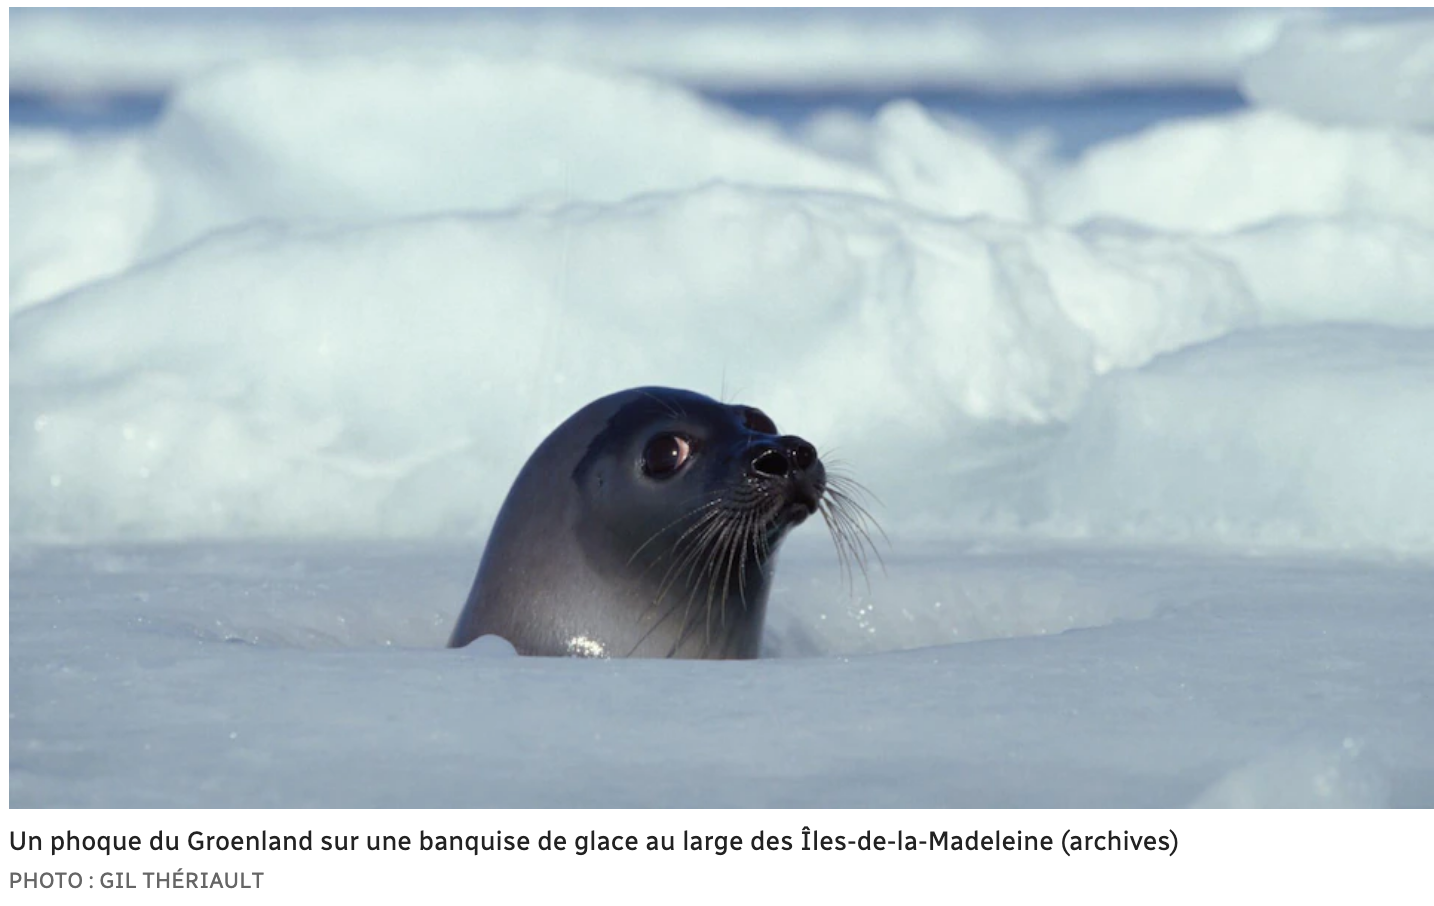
752, 448, 789, 477
789, 439, 817, 471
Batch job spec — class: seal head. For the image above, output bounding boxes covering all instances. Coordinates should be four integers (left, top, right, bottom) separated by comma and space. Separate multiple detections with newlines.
448, 387, 827, 659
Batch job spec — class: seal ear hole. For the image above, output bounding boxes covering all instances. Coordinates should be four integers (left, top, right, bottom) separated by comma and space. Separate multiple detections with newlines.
642, 433, 693, 479
743, 407, 778, 435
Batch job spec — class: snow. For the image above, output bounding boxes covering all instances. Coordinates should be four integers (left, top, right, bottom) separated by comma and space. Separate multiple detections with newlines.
139, 55, 885, 262
9, 131, 155, 310
1204, 218, 1434, 327
1036, 325, 1434, 552
9, 190, 1266, 542
1046, 109, 1434, 233
8, 8, 1326, 95
868, 101, 1036, 222
8, 11, 1434, 808
1241, 18, 1434, 128
11, 542, 1427, 807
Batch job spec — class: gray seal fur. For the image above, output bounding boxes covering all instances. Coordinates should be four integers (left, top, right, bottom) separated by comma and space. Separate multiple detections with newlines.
448, 387, 827, 659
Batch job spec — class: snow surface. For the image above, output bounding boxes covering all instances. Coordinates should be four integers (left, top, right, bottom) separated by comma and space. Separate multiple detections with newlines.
10, 541, 1430, 808
9, 12, 1434, 807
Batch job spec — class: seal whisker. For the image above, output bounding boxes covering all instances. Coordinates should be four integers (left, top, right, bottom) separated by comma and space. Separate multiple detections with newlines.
720, 507, 759, 628
638, 508, 725, 590
825, 482, 889, 550
828, 496, 882, 575
623, 499, 739, 659
636, 528, 719, 658
737, 505, 761, 607
648, 512, 728, 623
819, 504, 854, 589
709, 509, 746, 642
834, 506, 872, 586
641, 492, 745, 598
818, 481, 886, 596
644, 529, 722, 624
825, 471, 884, 510
626, 491, 727, 569
662, 505, 745, 655
666, 516, 731, 658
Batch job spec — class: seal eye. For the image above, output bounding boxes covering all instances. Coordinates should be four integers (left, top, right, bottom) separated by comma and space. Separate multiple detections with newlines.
743, 407, 777, 435
642, 433, 692, 478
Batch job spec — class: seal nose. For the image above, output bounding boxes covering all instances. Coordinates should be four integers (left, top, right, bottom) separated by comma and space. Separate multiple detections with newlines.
750, 436, 824, 516
750, 436, 817, 478
749, 435, 825, 526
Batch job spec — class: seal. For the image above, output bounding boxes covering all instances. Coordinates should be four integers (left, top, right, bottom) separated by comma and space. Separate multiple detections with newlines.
448, 387, 857, 659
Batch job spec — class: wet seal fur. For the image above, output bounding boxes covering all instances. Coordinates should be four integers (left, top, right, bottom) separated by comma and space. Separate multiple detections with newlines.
448, 387, 876, 659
